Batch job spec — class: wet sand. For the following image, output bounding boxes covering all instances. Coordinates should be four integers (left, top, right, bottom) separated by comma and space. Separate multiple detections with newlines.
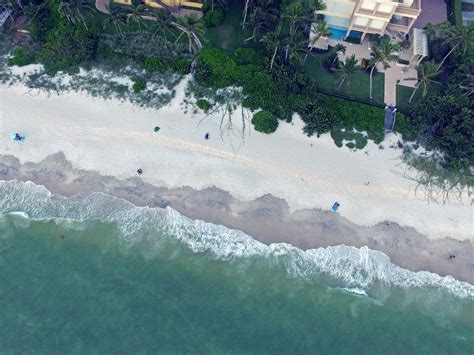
1, 152, 472, 284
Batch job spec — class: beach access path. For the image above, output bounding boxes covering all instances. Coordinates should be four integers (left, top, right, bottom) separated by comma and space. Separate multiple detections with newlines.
0, 78, 471, 241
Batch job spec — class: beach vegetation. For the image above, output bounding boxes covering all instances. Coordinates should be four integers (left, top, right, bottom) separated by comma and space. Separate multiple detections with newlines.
132, 78, 147, 92
39, 20, 99, 72
8, 46, 36, 67
251, 110, 278, 134
58, 0, 94, 29
196, 98, 212, 112
396, 21, 474, 191
143, 56, 167, 73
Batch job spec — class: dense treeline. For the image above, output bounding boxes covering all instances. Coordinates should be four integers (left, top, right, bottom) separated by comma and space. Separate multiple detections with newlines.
405, 23, 474, 173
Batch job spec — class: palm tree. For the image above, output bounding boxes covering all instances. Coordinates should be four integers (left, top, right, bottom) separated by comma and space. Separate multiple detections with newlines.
282, 1, 307, 37
334, 54, 359, 91
286, 33, 309, 65
437, 23, 474, 70
260, 25, 284, 70
209, 0, 227, 12
172, 14, 205, 53
125, 0, 148, 35
368, 37, 399, 99
102, 4, 127, 36
308, 0, 326, 13
459, 73, 474, 97
405, 60, 442, 104
332, 43, 346, 63
150, 8, 174, 48
301, 0, 326, 21
244, 7, 266, 42
309, 20, 330, 47
242, 0, 254, 29
58, 0, 93, 28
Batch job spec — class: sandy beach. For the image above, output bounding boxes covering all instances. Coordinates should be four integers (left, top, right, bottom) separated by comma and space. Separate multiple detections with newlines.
0, 79, 472, 282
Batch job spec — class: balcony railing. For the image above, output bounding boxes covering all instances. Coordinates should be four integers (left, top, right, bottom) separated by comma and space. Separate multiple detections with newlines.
387, 23, 410, 33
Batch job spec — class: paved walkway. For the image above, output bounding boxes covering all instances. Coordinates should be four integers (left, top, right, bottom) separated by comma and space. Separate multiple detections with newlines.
383, 65, 416, 106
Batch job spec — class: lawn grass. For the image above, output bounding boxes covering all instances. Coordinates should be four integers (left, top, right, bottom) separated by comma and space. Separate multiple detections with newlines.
396, 84, 443, 113
205, 2, 257, 51
301, 53, 385, 104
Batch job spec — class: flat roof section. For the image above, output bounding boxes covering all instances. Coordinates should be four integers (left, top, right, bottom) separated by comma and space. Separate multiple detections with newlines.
412, 0, 447, 29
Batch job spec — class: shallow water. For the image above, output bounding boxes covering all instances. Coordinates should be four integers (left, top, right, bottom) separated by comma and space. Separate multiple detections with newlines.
0, 180, 473, 353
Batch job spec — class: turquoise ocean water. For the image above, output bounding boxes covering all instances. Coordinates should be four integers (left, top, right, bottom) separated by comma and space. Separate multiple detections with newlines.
0, 180, 473, 353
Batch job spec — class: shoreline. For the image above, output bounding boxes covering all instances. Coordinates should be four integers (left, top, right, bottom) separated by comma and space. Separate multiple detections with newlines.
1, 153, 472, 284
0, 79, 472, 282
0, 81, 472, 240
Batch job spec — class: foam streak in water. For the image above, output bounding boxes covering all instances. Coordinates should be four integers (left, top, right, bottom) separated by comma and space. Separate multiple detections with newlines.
0, 180, 473, 299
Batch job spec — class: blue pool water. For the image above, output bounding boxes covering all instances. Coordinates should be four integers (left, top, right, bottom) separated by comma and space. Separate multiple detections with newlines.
329, 27, 348, 40
329, 27, 363, 42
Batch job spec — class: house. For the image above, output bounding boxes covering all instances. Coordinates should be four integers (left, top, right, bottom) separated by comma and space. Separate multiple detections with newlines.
317, 0, 422, 42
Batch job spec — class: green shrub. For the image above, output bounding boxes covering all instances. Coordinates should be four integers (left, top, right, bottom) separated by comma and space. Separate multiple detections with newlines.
346, 142, 356, 149
203, 8, 224, 27
39, 20, 99, 72
8, 46, 36, 67
171, 58, 190, 74
195, 47, 237, 87
25, 2, 58, 43
300, 102, 338, 136
234, 48, 262, 65
143, 56, 167, 72
133, 79, 147, 93
394, 112, 417, 141
355, 135, 368, 149
330, 129, 344, 147
196, 98, 212, 112
252, 110, 279, 134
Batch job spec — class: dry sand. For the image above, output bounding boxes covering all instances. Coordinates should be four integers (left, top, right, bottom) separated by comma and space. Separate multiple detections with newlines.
0, 79, 472, 282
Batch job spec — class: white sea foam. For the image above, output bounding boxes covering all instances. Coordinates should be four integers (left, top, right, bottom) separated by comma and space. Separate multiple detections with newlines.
1, 179, 473, 300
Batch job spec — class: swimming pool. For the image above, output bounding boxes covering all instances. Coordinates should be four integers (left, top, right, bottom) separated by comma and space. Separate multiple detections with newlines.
329, 27, 348, 40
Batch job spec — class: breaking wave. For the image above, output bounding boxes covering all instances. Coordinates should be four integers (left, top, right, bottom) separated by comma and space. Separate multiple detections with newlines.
1, 180, 473, 301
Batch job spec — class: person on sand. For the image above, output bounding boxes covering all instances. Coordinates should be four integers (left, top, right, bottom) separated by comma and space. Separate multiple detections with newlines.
137, 168, 143, 175
205, 133, 210, 140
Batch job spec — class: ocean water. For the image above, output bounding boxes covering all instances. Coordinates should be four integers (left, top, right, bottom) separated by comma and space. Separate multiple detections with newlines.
0, 180, 473, 353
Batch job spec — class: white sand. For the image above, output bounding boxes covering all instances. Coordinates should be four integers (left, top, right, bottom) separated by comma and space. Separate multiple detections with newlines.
0, 79, 472, 240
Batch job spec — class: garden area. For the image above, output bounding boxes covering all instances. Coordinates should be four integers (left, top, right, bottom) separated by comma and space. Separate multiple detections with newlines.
302, 51, 385, 104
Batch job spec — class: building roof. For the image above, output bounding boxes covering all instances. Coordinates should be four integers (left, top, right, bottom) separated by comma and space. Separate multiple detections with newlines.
412, 28, 428, 57
412, 0, 447, 29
